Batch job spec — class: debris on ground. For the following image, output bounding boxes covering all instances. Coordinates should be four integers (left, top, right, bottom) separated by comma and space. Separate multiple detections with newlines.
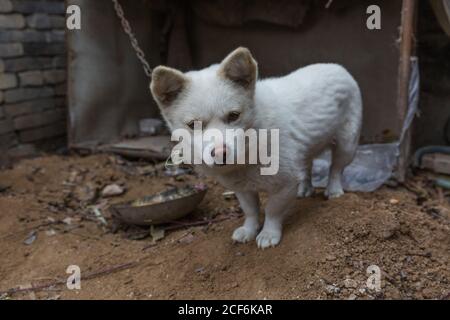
149, 226, 165, 244
91, 207, 108, 226
23, 231, 37, 246
222, 191, 236, 200
0, 185, 11, 193
101, 184, 125, 198
0, 154, 448, 299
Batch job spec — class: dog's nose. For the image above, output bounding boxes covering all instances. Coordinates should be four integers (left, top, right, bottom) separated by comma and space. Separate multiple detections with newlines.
211, 146, 227, 164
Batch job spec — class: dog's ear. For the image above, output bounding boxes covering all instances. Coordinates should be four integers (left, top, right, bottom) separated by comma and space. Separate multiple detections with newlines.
150, 66, 187, 106
219, 47, 258, 90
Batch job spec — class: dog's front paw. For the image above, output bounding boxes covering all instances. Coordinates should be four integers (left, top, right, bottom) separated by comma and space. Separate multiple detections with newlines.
296, 183, 314, 198
232, 226, 258, 243
256, 229, 281, 249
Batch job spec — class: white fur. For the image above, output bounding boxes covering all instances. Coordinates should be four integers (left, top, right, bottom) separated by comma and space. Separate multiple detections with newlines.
151, 48, 362, 249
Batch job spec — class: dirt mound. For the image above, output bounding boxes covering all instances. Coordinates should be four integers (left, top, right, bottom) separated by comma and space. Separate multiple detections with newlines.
0, 154, 448, 299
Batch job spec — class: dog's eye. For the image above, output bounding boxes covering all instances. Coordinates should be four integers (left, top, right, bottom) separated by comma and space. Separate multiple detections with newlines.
227, 111, 241, 123
186, 120, 196, 130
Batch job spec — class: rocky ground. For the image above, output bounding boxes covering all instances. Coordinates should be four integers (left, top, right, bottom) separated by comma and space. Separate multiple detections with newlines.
0, 153, 448, 300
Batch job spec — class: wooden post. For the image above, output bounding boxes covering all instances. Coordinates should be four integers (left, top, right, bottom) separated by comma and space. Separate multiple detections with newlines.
396, 0, 417, 182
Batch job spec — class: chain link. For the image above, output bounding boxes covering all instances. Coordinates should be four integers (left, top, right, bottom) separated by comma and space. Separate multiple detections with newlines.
111, 0, 153, 78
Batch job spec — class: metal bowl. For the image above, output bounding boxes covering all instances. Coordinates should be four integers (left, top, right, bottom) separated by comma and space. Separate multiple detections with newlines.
110, 185, 207, 226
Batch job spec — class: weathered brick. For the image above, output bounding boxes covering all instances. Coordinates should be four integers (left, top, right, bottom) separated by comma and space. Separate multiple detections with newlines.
0, 30, 46, 43
19, 122, 66, 142
0, 132, 18, 150
8, 143, 37, 158
50, 15, 65, 29
4, 98, 56, 117
0, 30, 66, 43
0, 118, 14, 135
0, 43, 23, 57
52, 55, 65, 68
45, 30, 64, 43
19, 70, 43, 86
0, 0, 13, 13
54, 97, 65, 108
0, 154, 9, 167
0, 73, 17, 89
54, 83, 66, 96
4, 86, 53, 103
0, 13, 25, 29
11, 1, 65, 14
26, 13, 51, 29
23, 43, 65, 56
14, 108, 64, 130
3, 56, 52, 72
43, 69, 65, 84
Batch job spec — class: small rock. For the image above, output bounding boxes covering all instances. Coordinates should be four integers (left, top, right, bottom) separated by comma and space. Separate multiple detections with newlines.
325, 254, 336, 261
347, 294, 357, 300
380, 229, 396, 240
389, 198, 399, 205
150, 226, 165, 243
62, 217, 73, 225
195, 267, 205, 274
45, 229, 56, 236
101, 184, 125, 197
343, 236, 352, 244
24, 231, 37, 245
74, 182, 97, 203
325, 284, 341, 294
400, 270, 407, 281
178, 233, 195, 244
343, 278, 358, 289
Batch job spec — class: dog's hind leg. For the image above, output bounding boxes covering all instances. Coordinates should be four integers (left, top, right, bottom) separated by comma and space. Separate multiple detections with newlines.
325, 144, 350, 198
325, 121, 360, 199
296, 160, 314, 198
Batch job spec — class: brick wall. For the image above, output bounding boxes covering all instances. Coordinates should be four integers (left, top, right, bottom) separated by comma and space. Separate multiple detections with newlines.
0, 0, 66, 166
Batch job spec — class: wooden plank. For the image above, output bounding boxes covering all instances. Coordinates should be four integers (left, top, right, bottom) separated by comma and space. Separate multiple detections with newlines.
396, 0, 417, 182
421, 153, 450, 175
102, 136, 172, 161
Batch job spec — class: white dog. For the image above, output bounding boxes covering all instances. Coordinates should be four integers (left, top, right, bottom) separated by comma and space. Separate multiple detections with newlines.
150, 47, 362, 249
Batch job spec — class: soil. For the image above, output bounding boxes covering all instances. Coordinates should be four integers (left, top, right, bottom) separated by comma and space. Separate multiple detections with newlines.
0, 153, 448, 300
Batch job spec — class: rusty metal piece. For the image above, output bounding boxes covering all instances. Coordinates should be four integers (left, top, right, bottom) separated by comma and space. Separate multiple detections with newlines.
111, 0, 153, 78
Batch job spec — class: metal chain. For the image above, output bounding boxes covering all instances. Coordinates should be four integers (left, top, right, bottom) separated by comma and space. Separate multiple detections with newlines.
111, 0, 153, 78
